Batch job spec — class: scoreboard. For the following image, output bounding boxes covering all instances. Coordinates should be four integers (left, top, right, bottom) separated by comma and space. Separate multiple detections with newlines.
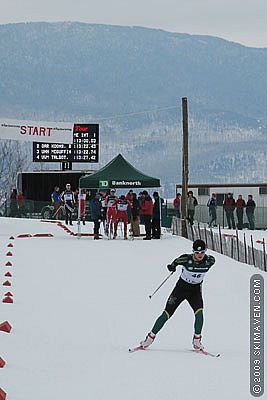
72, 124, 98, 162
33, 124, 99, 163
33, 142, 73, 162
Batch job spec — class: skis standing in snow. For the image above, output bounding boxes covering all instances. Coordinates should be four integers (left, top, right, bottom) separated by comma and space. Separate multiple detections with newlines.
139, 239, 215, 351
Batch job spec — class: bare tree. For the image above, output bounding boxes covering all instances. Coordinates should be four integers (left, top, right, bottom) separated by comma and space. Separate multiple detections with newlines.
0, 140, 31, 204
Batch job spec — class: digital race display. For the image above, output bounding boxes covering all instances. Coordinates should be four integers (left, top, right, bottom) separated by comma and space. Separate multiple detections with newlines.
33, 124, 99, 163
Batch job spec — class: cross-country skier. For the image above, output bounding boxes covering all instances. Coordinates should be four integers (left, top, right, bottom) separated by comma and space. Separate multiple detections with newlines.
113, 195, 132, 239
140, 239, 215, 351
105, 189, 118, 235
61, 183, 75, 226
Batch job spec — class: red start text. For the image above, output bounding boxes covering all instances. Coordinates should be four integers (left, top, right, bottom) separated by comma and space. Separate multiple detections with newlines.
20, 126, 52, 136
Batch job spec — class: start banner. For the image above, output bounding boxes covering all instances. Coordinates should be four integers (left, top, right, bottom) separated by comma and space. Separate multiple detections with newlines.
0, 118, 73, 144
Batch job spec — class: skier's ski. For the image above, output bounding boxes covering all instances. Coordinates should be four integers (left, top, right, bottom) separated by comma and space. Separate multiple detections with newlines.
129, 346, 220, 356
128, 345, 146, 353
191, 349, 220, 357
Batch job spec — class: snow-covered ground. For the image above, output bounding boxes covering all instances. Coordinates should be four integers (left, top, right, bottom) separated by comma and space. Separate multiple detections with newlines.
0, 217, 266, 399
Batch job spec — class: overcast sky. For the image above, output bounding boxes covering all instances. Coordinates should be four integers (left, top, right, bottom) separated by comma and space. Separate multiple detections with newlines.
1, 0, 267, 48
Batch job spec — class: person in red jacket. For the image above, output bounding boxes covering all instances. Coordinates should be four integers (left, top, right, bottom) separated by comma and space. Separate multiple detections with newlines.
113, 195, 132, 239
126, 189, 133, 223
141, 190, 153, 240
236, 194, 246, 230
173, 193, 181, 218
17, 191, 27, 217
223, 193, 236, 229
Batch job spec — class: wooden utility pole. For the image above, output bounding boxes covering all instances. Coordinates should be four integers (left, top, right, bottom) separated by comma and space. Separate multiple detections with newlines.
181, 97, 189, 238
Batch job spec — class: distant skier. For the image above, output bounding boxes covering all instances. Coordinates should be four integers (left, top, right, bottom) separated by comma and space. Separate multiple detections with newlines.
140, 239, 215, 351
105, 189, 118, 235
61, 183, 75, 225
113, 195, 132, 239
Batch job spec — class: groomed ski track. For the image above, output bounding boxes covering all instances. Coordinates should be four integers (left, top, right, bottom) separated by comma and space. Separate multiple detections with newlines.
0, 217, 265, 400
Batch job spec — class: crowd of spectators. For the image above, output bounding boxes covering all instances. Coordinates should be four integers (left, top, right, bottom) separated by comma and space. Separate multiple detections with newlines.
173, 190, 257, 230
9, 185, 258, 232
50, 185, 164, 240
222, 193, 256, 230
95, 189, 164, 240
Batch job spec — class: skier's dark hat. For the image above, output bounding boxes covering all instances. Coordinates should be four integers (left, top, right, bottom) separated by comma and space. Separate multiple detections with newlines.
193, 239, 206, 252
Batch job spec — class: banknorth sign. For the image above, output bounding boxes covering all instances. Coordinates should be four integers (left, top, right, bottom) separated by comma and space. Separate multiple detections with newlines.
111, 180, 142, 186
99, 180, 142, 188
0, 118, 73, 144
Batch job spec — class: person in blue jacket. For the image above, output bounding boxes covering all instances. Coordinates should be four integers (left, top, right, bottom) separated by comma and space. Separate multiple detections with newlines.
207, 193, 217, 228
152, 192, 164, 239
51, 186, 62, 219
89, 192, 102, 239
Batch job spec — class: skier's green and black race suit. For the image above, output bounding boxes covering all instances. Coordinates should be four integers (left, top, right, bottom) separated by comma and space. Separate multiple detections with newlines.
151, 253, 215, 336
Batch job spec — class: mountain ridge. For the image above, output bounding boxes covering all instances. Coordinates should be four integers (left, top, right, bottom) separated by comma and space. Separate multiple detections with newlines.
0, 22, 267, 195
1, 21, 266, 122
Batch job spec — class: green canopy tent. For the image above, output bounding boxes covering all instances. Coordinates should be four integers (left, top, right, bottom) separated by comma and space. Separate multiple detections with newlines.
77, 154, 161, 236
79, 153, 160, 189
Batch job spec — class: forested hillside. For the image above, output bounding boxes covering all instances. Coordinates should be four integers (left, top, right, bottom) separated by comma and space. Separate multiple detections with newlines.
0, 22, 267, 195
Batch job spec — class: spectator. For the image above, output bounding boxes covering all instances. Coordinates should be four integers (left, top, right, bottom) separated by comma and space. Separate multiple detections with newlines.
51, 186, 62, 219
17, 191, 27, 218
207, 193, 217, 228
126, 189, 133, 223
187, 191, 198, 226
141, 190, 153, 240
61, 183, 75, 226
89, 193, 102, 239
131, 192, 141, 237
223, 193, 236, 229
246, 195, 256, 230
173, 193, 181, 218
74, 189, 79, 203
152, 191, 163, 239
236, 194, 246, 230
138, 192, 145, 225
10, 189, 18, 217
114, 195, 132, 239
126, 189, 133, 202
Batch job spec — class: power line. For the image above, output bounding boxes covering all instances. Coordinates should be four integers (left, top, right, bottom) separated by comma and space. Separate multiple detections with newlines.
95, 104, 178, 122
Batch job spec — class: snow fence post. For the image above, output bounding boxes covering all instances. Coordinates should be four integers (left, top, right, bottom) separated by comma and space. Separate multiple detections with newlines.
263, 238, 267, 272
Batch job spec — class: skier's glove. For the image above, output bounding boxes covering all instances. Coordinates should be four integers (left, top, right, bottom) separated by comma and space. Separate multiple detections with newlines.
167, 263, 176, 272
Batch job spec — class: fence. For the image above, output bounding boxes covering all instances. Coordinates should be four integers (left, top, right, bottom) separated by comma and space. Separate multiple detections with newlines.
171, 217, 267, 272
165, 203, 267, 229
0, 199, 91, 221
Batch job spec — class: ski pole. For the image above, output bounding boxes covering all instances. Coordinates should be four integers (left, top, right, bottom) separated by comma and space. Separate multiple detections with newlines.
149, 271, 174, 299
